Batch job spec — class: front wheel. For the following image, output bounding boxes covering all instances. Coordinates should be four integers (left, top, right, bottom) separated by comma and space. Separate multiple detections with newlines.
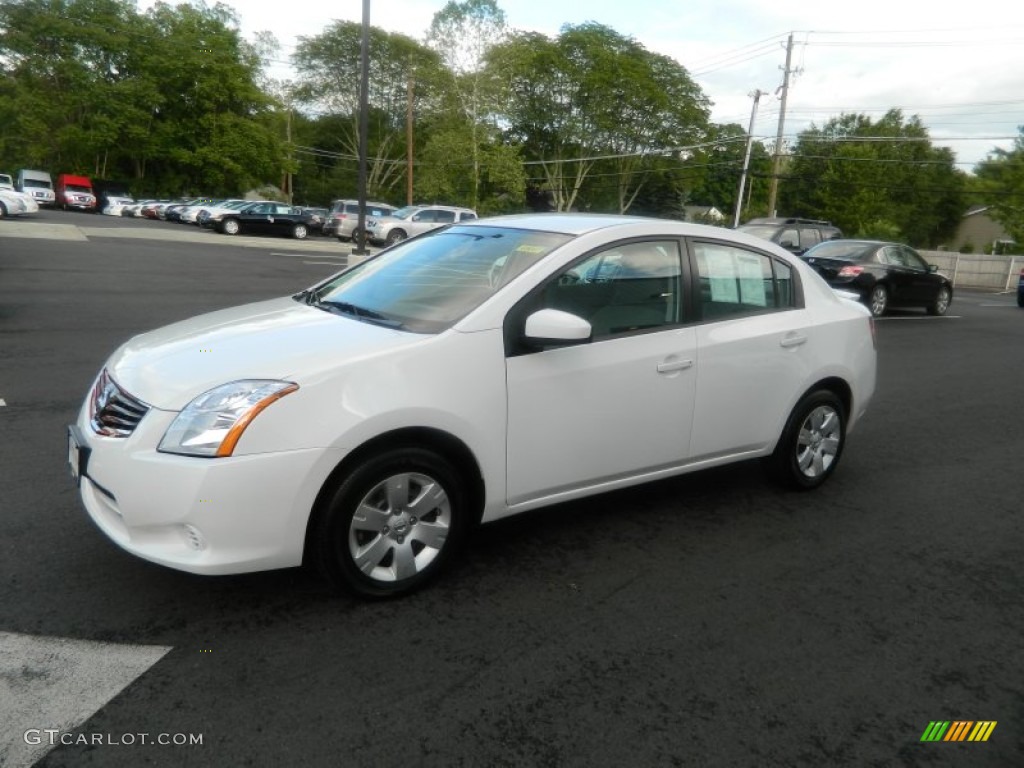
927, 285, 951, 316
385, 229, 406, 247
867, 284, 888, 317
0, 202, 6, 218
765, 390, 846, 490
292, 223, 308, 240
220, 218, 240, 235
312, 447, 468, 598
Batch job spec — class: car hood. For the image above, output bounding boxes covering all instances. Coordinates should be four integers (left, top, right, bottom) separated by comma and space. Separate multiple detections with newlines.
106, 297, 423, 410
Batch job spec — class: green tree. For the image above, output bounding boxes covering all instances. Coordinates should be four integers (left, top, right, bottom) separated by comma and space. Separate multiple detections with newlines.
779, 110, 966, 246
291, 22, 444, 201
973, 128, 1024, 243
487, 23, 710, 213
0, 0, 282, 194
425, 0, 508, 209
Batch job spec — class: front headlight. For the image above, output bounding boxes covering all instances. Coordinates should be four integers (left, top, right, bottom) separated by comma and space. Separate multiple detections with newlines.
158, 380, 298, 457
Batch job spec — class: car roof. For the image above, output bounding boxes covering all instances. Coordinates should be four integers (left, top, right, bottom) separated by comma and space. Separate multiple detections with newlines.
455, 213, 700, 236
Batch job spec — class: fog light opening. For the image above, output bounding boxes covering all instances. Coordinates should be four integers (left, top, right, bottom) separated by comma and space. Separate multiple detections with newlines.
182, 524, 207, 552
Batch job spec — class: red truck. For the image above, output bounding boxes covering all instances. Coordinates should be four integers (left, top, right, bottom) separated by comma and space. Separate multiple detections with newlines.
55, 174, 97, 211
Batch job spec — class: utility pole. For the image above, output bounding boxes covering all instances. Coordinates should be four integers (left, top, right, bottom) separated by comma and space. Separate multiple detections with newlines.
353, 0, 371, 256
734, 89, 764, 228
406, 74, 414, 206
767, 33, 795, 217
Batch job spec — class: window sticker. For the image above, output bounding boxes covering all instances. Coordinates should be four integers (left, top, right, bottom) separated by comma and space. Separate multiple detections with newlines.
736, 253, 767, 306
701, 247, 740, 303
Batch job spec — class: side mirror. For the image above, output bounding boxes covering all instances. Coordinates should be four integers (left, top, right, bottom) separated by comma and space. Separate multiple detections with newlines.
778, 238, 797, 250
928, 264, 938, 273
523, 309, 592, 347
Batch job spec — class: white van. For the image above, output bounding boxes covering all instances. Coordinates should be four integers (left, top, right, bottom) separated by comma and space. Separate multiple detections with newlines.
16, 169, 56, 206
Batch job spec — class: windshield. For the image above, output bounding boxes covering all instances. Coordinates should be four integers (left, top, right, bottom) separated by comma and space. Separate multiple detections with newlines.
302, 225, 572, 333
390, 206, 420, 220
23, 179, 52, 189
737, 225, 779, 240
66, 184, 92, 194
804, 242, 870, 261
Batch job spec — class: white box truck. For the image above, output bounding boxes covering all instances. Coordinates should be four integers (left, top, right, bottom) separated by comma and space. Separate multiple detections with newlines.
16, 169, 56, 206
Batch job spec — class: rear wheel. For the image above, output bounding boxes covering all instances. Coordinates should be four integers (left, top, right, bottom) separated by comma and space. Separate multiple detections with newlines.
765, 390, 846, 490
220, 218, 240, 235
927, 285, 951, 316
867, 284, 888, 317
292, 223, 308, 240
0, 202, 6, 218
312, 447, 468, 598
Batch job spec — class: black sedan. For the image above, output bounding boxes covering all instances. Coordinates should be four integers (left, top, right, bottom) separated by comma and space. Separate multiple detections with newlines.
801, 239, 953, 317
216, 202, 319, 240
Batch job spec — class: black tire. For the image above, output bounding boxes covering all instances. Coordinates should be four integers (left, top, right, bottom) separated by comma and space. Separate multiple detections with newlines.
351, 227, 365, 243
765, 390, 846, 490
292, 223, 308, 240
867, 284, 888, 317
1017, 292, 1023, 308
926, 285, 952, 316
220, 218, 239, 235
0, 202, 6, 218
312, 447, 468, 598
385, 229, 406, 247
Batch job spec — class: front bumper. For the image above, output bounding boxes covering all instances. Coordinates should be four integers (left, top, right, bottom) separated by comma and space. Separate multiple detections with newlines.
69, 401, 346, 575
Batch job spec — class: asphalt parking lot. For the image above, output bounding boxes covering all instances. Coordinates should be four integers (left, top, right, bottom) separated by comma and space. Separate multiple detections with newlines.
1, 218, 1022, 767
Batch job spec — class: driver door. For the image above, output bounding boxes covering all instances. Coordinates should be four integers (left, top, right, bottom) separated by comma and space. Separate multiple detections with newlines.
505, 240, 697, 508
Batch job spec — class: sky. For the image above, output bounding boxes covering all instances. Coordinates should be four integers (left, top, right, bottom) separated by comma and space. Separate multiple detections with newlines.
138, 0, 1024, 170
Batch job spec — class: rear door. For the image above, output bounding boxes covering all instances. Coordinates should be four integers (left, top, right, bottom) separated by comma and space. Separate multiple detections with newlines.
687, 239, 812, 459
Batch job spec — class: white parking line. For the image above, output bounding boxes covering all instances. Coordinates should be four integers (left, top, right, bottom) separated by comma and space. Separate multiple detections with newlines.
0, 398, 6, 407
302, 260, 348, 266
0, 631, 172, 767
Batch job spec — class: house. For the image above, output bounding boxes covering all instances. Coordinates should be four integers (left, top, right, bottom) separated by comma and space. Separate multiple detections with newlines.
951, 206, 1015, 253
682, 205, 725, 224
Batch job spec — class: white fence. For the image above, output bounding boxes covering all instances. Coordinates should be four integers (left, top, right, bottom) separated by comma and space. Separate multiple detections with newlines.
920, 251, 1022, 291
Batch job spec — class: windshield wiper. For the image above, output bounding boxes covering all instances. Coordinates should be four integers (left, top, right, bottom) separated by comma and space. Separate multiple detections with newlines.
315, 300, 405, 329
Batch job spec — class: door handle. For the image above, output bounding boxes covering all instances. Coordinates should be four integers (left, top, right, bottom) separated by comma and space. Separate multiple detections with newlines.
657, 358, 693, 373
780, 333, 807, 348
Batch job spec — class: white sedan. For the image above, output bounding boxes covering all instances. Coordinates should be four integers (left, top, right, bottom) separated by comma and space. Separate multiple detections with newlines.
0, 187, 40, 218
69, 214, 876, 596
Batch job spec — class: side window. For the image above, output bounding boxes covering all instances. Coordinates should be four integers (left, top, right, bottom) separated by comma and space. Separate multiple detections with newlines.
542, 241, 682, 339
412, 210, 435, 222
800, 228, 821, 250
694, 242, 790, 319
902, 247, 928, 271
882, 246, 906, 267
460, 212, 477, 222
249, 203, 271, 214
434, 210, 456, 223
774, 260, 794, 308
777, 228, 799, 248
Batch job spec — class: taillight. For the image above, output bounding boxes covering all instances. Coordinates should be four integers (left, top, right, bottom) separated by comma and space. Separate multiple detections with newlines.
838, 265, 864, 277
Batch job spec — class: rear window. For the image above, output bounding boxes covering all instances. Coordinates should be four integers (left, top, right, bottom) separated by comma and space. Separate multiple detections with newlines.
805, 241, 870, 261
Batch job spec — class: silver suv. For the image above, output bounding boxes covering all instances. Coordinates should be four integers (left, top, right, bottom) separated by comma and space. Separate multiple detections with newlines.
323, 199, 396, 240
737, 217, 843, 255
365, 205, 478, 246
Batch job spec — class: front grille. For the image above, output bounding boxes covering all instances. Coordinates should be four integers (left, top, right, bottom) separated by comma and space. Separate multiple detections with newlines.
89, 369, 150, 437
